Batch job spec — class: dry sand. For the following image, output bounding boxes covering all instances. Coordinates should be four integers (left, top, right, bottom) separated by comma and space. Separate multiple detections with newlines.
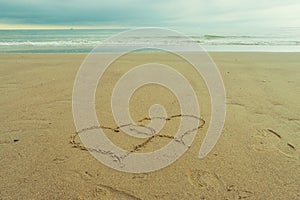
0, 53, 299, 199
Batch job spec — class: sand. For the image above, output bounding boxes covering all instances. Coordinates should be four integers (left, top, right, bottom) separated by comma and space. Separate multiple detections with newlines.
0, 53, 299, 199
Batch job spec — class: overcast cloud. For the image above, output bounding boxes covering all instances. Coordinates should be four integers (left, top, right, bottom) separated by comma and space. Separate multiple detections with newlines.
0, 0, 299, 31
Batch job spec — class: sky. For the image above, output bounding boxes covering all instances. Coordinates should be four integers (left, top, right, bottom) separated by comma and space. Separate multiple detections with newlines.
0, 0, 299, 32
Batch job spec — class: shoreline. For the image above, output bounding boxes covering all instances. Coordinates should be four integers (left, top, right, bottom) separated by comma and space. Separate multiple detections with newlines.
1, 49, 300, 54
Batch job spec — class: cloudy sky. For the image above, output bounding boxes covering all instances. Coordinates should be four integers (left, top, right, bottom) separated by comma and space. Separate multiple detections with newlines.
0, 0, 299, 32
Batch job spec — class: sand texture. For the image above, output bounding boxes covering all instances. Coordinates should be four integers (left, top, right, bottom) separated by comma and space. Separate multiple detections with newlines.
0, 53, 299, 199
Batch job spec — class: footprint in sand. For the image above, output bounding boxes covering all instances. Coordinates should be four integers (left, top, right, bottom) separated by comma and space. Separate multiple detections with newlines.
252, 129, 298, 159
252, 129, 281, 151
94, 184, 141, 200
187, 169, 224, 194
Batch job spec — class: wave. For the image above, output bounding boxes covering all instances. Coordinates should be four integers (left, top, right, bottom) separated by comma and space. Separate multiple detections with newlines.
0, 40, 103, 46
203, 34, 255, 39
1, 33, 300, 54
1, 38, 300, 47
197, 40, 300, 46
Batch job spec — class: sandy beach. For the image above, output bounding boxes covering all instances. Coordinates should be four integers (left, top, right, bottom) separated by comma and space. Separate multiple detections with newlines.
0, 52, 299, 199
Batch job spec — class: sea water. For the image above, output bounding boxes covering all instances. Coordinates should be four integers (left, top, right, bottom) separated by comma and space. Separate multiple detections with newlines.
0, 28, 299, 53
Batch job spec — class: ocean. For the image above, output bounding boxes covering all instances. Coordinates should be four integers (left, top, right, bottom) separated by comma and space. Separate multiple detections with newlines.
0, 28, 300, 53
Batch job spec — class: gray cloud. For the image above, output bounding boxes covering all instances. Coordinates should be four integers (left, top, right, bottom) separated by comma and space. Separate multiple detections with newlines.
0, 0, 299, 30
0, 0, 172, 26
